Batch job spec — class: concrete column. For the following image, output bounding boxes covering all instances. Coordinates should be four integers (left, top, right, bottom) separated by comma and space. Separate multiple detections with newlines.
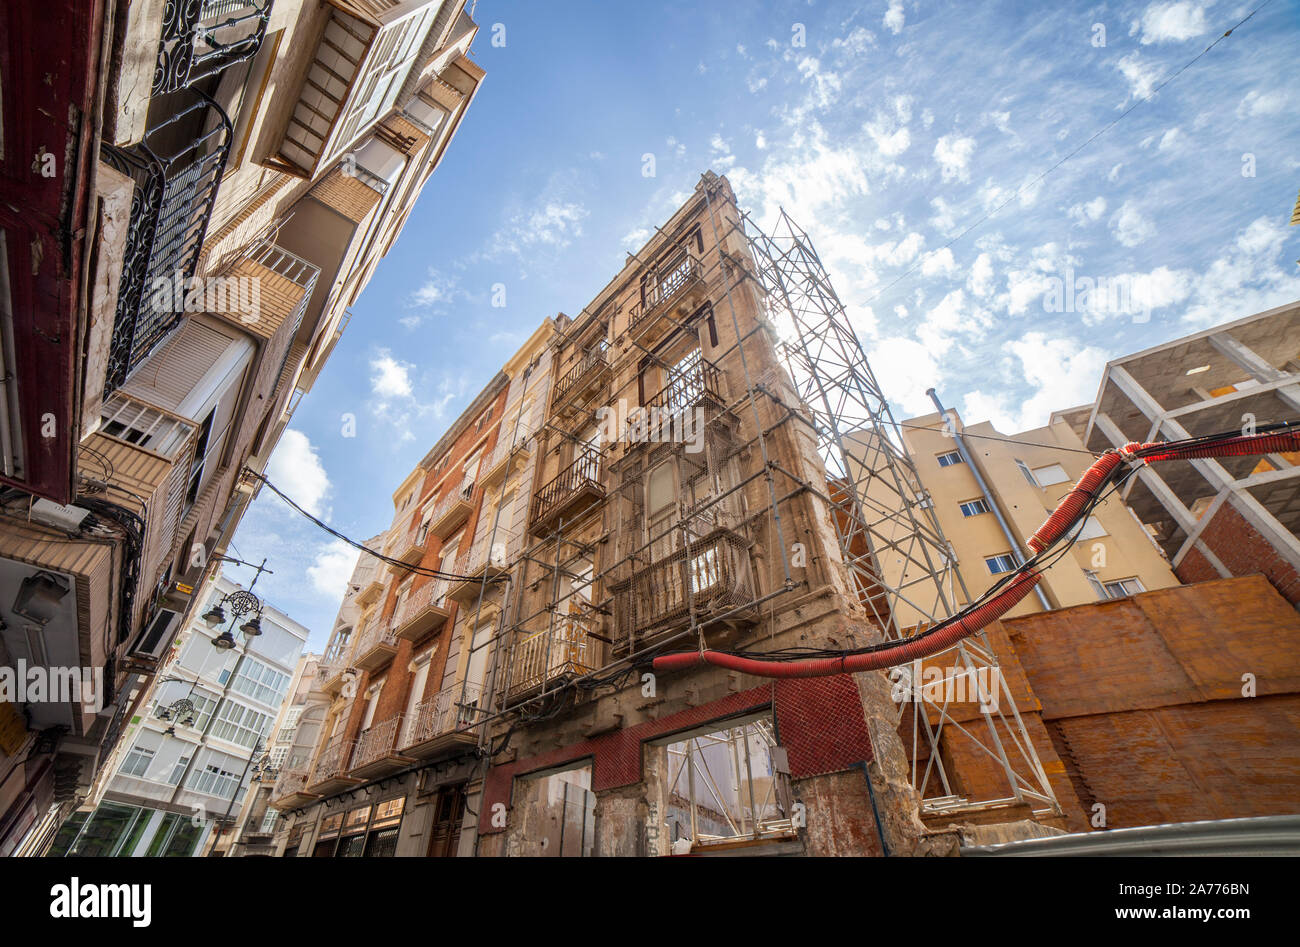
1207, 332, 1300, 413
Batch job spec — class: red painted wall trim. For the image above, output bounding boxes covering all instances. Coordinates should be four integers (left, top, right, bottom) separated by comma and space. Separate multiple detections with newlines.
478, 674, 874, 834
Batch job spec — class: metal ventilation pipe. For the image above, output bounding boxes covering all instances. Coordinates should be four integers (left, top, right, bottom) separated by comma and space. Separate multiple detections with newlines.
925, 388, 1053, 611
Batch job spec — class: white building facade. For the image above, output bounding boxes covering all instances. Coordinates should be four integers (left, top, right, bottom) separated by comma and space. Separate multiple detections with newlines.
46, 575, 308, 856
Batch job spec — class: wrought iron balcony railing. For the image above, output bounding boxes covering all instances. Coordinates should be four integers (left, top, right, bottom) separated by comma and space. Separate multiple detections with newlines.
403, 682, 484, 750
353, 614, 398, 671
391, 577, 452, 641
427, 477, 475, 538
351, 715, 406, 772
154, 0, 273, 94
101, 91, 233, 392
553, 340, 610, 405
644, 356, 725, 417
270, 768, 309, 803
308, 736, 355, 788
530, 446, 603, 530
507, 606, 599, 698
629, 249, 704, 333
612, 529, 756, 652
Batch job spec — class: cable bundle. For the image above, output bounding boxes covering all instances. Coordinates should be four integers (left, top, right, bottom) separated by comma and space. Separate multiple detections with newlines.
653, 422, 1300, 678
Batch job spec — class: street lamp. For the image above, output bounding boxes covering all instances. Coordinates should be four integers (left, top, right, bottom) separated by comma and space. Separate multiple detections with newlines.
206, 588, 265, 651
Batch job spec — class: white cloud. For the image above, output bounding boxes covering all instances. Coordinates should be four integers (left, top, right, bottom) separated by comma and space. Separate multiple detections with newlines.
884, 0, 905, 34
870, 337, 941, 415
1133, 2, 1210, 44
795, 57, 843, 111
1157, 127, 1182, 151
934, 134, 976, 183
1067, 196, 1107, 226
370, 350, 414, 399
917, 288, 985, 354
1237, 89, 1288, 118
1115, 53, 1163, 100
407, 269, 458, 312
879, 231, 926, 267
967, 252, 995, 297
832, 26, 876, 55
1110, 201, 1156, 247
486, 197, 589, 258
965, 333, 1110, 431
267, 429, 330, 518
920, 247, 959, 278
621, 226, 651, 249
866, 113, 911, 157
307, 539, 359, 598
930, 197, 957, 233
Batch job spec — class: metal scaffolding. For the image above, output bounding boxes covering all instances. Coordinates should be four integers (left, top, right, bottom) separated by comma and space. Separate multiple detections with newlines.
449, 174, 1058, 820
738, 204, 1057, 816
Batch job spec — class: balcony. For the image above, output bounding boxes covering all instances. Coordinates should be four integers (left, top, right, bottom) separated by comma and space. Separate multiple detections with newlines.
428, 479, 475, 539
392, 520, 430, 566
551, 340, 611, 413
271, 2, 440, 179
350, 716, 415, 779
478, 433, 533, 488
530, 448, 604, 535
645, 356, 726, 417
216, 240, 320, 342
154, 0, 272, 94
628, 249, 708, 347
101, 91, 234, 392
447, 531, 515, 604
391, 578, 453, 642
506, 607, 599, 701
307, 661, 339, 701
401, 683, 484, 759
306, 736, 361, 795
611, 528, 757, 655
269, 769, 318, 809
353, 616, 399, 672
355, 572, 386, 608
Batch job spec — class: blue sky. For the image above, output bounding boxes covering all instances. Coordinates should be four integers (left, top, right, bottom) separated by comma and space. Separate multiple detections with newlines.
222, 0, 1300, 649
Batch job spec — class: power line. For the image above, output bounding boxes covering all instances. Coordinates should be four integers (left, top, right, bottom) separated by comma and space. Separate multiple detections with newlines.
862, 0, 1276, 310
242, 468, 506, 583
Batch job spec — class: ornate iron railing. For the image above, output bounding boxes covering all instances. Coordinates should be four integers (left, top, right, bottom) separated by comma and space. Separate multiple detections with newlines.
101, 90, 233, 392
352, 716, 403, 769
507, 607, 599, 697
531, 446, 602, 526
553, 340, 609, 404
270, 768, 309, 803
403, 682, 484, 747
309, 736, 354, 785
428, 477, 475, 527
354, 614, 397, 659
154, 0, 273, 94
644, 355, 724, 416
613, 529, 754, 647
392, 577, 452, 630
629, 249, 703, 331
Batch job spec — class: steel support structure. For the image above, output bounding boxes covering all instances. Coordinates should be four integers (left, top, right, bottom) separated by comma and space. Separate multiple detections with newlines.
736, 203, 1057, 816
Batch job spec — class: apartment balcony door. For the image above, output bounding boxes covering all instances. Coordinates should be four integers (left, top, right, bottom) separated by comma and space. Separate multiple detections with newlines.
399, 654, 430, 748
426, 784, 466, 857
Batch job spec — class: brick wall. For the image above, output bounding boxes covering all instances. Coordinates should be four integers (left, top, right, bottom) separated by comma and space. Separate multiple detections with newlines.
1175, 499, 1300, 607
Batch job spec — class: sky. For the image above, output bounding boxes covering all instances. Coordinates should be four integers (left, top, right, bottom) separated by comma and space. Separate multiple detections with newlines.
221, 0, 1300, 650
